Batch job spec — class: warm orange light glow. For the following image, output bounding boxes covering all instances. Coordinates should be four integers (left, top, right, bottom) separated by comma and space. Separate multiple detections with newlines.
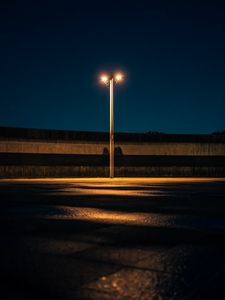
100, 75, 109, 84
115, 73, 123, 82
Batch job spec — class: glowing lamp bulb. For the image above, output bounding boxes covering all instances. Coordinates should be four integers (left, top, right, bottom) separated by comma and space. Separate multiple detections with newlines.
115, 73, 123, 82
100, 75, 109, 84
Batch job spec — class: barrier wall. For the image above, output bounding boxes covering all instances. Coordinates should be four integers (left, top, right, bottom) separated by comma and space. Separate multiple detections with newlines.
1, 140, 225, 155
0, 127, 225, 178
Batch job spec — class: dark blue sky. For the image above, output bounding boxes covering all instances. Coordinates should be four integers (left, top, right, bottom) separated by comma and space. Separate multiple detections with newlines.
1, 0, 225, 133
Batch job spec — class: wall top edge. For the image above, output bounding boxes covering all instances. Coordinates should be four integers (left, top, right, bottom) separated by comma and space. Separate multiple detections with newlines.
0, 127, 225, 143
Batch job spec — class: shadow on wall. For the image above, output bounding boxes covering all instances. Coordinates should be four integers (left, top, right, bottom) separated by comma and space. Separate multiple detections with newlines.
103, 147, 123, 155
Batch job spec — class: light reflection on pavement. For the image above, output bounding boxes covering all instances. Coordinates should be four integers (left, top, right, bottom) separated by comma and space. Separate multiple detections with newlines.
0, 178, 225, 300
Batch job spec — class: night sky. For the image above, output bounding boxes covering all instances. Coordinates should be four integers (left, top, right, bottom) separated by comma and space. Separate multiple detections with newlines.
1, 0, 225, 134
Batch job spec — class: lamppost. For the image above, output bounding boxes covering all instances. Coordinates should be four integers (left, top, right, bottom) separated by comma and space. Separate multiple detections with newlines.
100, 72, 124, 178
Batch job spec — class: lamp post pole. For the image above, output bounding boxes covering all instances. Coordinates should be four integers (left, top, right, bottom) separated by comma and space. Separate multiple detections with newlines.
109, 77, 114, 178
100, 71, 123, 178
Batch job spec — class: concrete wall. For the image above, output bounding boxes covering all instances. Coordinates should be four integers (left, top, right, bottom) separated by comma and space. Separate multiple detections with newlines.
1, 140, 225, 156
0, 127, 225, 178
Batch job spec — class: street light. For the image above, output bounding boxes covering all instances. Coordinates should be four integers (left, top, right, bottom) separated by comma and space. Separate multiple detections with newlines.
100, 72, 124, 178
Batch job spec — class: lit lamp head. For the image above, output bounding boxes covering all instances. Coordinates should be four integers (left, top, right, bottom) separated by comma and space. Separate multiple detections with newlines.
100, 72, 124, 85
114, 73, 123, 83
100, 74, 109, 85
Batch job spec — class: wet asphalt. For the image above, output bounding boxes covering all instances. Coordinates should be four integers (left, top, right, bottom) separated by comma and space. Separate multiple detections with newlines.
0, 178, 225, 300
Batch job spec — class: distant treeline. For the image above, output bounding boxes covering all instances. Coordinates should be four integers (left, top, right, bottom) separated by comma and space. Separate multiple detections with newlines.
0, 126, 225, 143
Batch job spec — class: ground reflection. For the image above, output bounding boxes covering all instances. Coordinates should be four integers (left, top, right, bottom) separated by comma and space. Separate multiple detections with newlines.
1, 178, 225, 300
